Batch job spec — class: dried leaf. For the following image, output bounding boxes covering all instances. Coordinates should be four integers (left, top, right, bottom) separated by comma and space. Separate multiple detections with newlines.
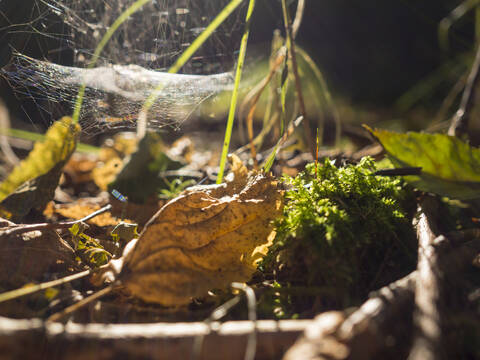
0, 218, 79, 290
0, 117, 79, 219
51, 199, 130, 227
92, 133, 137, 190
96, 159, 283, 306
64, 153, 98, 184
0, 162, 65, 220
367, 127, 480, 200
111, 222, 138, 242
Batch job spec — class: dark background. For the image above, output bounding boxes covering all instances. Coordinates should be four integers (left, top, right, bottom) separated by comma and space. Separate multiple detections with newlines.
0, 0, 474, 130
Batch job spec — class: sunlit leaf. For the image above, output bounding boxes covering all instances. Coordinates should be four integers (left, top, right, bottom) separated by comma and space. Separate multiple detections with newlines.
0, 117, 80, 219
94, 157, 284, 306
69, 223, 111, 267
92, 133, 137, 191
111, 222, 138, 242
368, 127, 480, 200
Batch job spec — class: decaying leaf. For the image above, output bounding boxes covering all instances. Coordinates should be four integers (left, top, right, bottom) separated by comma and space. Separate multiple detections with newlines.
94, 158, 283, 306
0, 117, 80, 219
109, 196, 164, 227
92, 133, 137, 190
69, 223, 111, 268
64, 153, 99, 185
111, 222, 138, 242
368, 127, 480, 200
0, 218, 79, 291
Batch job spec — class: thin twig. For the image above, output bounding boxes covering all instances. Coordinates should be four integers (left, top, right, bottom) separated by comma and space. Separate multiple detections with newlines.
192, 295, 243, 360
448, 41, 480, 138
231, 283, 257, 360
0, 269, 92, 304
1, 204, 112, 238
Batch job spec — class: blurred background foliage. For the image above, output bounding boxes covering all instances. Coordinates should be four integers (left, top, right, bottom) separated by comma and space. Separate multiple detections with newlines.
0, 0, 479, 143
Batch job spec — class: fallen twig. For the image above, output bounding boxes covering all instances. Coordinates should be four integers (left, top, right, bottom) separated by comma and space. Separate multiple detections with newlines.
0, 204, 112, 238
408, 196, 445, 360
283, 217, 480, 360
0, 317, 309, 360
283, 273, 416, 360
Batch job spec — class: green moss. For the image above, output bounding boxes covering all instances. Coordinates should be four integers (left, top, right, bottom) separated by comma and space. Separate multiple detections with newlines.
261, 157, 416, 317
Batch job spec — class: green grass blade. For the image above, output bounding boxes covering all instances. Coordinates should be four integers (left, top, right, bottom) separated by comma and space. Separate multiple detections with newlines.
0, 127, 100, 154
137, 0, 245, 137
217, 0, 256, 184
167, 0, 245, 75
72, 0, 152, 124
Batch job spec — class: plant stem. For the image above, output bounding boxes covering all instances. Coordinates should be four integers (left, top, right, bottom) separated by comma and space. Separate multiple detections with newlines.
281, 0, 314, 155
217, 0, 256, 184
292, 0, 306, 39
448, 40, 480, 138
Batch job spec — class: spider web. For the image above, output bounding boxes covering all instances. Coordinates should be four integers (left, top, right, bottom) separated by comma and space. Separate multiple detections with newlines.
1, 0, 247, 135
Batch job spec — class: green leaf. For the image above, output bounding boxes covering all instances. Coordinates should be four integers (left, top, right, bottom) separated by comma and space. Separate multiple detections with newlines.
0, 117, 80, 220
368, 127, 480, 200
69, 223, 111, 268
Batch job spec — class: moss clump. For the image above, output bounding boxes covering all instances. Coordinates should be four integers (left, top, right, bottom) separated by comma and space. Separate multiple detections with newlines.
261, 157, 416, 317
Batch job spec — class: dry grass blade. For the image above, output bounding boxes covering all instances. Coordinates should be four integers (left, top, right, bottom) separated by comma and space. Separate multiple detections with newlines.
281, 0, 313, 155
240, 49, 286, 167
0, 99, 19, 167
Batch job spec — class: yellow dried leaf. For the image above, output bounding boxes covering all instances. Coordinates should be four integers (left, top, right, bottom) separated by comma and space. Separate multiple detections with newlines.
0, 117, 80, 220
95, 160, 283, 306
53, 201, 130, 227
0, 117, 79, 201
92, 134, 137, 190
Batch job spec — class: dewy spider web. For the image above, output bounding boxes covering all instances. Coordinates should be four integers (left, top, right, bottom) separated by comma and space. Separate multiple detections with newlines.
1, 0, 247, 134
